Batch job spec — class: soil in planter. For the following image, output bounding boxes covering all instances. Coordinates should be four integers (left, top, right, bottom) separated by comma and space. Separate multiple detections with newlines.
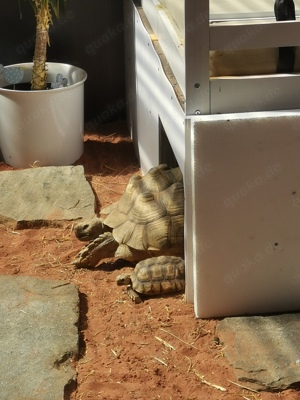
3, 82, 56, 91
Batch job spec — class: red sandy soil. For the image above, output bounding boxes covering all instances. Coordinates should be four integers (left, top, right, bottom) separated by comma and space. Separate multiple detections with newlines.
0, 121, 299, 400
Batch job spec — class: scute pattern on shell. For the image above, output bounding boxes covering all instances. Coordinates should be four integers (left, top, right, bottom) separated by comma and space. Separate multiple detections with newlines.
73, 164, 184, 267
104, 164, 184, 252
131, 256, 185, 295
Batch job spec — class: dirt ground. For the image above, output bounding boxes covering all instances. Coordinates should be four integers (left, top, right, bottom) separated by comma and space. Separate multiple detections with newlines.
0, 121, 300, 400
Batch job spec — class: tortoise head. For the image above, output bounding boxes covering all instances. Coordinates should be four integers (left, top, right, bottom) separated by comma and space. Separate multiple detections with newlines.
74, 217, 107, 241
116, 274, 131, 286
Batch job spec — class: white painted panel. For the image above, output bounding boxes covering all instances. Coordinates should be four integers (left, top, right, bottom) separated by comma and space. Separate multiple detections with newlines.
158, 0, 300, 27
134, 9, 161, 172
187, 111, 300, 318
211, 0, 300, 19
124, 0, 138, 151
141, 0, 185, 95
185, 0, 210, 115
211, 75, 300, 113
129, 1, 185, 174
141, 0, 160, 34
159, 0, 184, 30
184, 119, 195, 303
210, 21, 300, 51
157, 10, 184, 89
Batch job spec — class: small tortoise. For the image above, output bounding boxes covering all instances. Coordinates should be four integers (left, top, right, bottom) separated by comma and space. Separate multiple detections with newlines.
73, 164, 184, 267
116, 255, 185, 303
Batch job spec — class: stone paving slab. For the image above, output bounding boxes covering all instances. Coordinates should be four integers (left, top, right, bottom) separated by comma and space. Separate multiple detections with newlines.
216, 313, 300, 391
0, 276, 79, 400
0, 165, 95, 228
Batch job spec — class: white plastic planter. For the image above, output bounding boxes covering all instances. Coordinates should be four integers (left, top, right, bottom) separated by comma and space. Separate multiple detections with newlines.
0, 62, 87, 168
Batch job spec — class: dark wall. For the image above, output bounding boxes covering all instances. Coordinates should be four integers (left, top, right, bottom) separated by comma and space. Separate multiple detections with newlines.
0, 0, 126, 127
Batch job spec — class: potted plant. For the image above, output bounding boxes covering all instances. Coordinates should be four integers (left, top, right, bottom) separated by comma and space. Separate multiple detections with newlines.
0, 0, 87, 168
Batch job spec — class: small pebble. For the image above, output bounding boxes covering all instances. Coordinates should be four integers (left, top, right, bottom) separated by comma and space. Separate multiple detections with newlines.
51, 73, 68, 89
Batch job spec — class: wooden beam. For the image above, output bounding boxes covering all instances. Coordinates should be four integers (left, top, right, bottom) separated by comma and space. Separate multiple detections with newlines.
210, 20, 300, 51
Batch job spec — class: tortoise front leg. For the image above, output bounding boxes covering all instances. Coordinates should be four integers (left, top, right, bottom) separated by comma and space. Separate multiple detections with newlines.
126, 286, 142, 304
73, 232, 118, 268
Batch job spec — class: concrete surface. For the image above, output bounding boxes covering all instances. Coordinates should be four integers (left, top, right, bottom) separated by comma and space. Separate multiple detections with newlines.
217, 313, 300, 391
0, 275, 79, 400
0, 165, 95, 228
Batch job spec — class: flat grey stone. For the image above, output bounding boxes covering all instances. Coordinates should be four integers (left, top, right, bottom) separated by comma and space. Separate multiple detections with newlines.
0, 276, 79, 400
0, 165, 95, 228
216, 314, 300, 391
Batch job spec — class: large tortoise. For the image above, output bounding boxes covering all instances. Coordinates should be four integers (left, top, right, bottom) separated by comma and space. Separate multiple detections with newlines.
116, 255, 185, 303
73, 164, 184, 268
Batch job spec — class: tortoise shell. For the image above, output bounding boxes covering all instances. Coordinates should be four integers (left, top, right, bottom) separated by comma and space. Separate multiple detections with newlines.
131, 256, 185, 295
73, 164, 184, 267
103, 164, 184, 253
